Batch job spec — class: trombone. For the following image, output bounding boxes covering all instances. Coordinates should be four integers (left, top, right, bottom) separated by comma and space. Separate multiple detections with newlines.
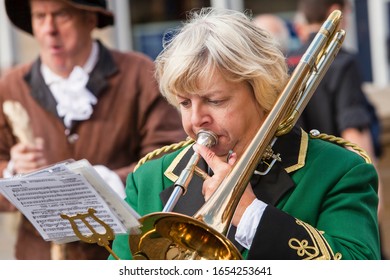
128, 10, 346, 260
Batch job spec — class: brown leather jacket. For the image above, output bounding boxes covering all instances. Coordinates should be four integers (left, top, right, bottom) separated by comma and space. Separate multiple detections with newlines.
0, 41, 186, 259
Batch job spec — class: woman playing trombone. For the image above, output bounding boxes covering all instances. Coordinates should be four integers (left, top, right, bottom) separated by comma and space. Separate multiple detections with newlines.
110, 7, 380, 260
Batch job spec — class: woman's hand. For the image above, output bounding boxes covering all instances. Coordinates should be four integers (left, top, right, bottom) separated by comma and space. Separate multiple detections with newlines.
193, 143, 236, 200
193, 143, 256, 226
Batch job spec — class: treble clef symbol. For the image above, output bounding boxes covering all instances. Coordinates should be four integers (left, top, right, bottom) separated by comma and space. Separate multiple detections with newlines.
61, 208, 120, 259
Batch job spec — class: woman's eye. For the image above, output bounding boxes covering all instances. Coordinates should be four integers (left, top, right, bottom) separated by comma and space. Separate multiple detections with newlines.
179, 100, 191, 108
207, 99, 222, 105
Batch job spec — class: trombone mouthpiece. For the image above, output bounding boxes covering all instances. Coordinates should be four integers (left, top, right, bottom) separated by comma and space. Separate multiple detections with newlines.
196, 130, 218, 148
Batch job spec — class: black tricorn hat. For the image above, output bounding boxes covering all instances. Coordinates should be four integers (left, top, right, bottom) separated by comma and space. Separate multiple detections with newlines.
5, 0, 114, 35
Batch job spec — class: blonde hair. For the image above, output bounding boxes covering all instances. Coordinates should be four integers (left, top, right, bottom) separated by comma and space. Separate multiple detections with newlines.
155, 8, 289, 114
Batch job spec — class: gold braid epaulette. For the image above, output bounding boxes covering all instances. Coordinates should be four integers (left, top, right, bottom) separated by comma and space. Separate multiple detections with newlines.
134, 138, 195, 171
309, 130, 372, 164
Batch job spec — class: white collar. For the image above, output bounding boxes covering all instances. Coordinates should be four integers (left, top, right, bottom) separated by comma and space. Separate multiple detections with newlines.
83, 41, 99, 74
40, 42, 99, 128
41, 41, 99, 84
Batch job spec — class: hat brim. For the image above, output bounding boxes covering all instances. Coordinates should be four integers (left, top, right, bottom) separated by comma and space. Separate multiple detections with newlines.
5, 0, 114, 35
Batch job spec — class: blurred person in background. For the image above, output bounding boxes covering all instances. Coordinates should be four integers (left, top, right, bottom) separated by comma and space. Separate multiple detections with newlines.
288, 0, 385, 258
253, 13, 291, 55
0, 0, 185, 260
288, 0, 381, 163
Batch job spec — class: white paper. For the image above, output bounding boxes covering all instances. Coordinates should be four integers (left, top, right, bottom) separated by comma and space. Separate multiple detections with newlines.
0, 159, 140, 244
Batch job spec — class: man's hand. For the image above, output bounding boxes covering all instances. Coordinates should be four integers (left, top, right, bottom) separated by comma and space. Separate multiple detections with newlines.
10, 138, 47, 174
0, 194, 17, 211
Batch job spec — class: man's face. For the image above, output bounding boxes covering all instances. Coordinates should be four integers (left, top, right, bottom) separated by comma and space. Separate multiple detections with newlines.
30, 0, 97, 74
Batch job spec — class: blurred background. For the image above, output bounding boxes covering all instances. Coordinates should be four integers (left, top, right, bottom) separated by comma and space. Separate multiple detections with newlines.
1, 0, 390, 259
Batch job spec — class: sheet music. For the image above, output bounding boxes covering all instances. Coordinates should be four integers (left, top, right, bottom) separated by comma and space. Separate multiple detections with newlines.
66, 159, 141, 233
0, 160, 140, 244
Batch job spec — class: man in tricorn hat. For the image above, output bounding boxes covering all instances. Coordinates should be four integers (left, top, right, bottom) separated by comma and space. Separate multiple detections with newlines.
0, 0, 185, 259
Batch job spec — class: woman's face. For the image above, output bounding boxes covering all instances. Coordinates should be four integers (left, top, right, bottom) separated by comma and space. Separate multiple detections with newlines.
177, 70, 266, 159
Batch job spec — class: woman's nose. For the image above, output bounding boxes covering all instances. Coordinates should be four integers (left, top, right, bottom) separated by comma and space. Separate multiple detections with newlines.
191, 104, 211, 128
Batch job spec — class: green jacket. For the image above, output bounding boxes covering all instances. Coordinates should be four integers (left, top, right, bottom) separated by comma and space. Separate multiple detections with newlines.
110, 128, 380, 260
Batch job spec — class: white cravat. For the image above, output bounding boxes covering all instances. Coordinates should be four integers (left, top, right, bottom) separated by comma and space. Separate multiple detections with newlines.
41, 42, 99, 128
39, 43, 125, 197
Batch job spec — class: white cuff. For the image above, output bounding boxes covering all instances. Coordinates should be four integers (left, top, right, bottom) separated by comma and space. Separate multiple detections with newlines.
235, 199, 267, 249
93, 165, 126, 199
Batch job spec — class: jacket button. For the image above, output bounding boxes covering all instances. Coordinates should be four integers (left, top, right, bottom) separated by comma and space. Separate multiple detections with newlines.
67, 133, 79, 144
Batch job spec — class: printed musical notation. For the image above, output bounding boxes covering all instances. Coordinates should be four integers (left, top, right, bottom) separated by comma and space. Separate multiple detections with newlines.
0, 159, 140, 244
